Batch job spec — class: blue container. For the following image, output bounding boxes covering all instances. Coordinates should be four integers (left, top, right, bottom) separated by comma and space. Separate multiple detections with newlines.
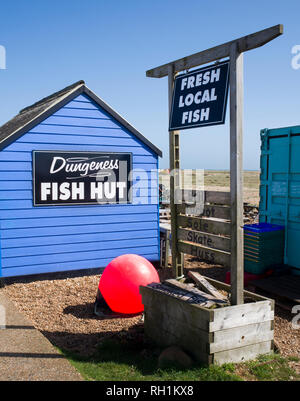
260, 126, 300, 275
243, 223, 285, 274
243, 223, 285, 233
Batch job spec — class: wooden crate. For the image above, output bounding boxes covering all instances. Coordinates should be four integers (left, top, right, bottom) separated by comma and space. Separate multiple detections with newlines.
140, 277, 274, 365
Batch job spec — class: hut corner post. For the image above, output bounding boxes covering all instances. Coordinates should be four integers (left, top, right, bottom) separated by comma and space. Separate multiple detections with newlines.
168, 65, 183, 279
230, 43, 244, 305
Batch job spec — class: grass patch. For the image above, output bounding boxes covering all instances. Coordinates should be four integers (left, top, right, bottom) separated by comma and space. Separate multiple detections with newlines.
62, 338, 241, 381
236, 353, 300, 381
61, 337, 299, 382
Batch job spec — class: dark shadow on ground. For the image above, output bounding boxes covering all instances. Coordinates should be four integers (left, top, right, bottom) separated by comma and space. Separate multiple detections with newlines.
63, 302, 142, 320
2, 267, 104, 286
41, 321, 146, 357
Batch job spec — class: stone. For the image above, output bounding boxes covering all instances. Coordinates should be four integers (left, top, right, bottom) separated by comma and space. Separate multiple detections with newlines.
158, 346, 193, 369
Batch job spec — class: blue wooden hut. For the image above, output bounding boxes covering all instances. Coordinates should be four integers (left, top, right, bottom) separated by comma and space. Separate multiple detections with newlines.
0, 81, 162, 278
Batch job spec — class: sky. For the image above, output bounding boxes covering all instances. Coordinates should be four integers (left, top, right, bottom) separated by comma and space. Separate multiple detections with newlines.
0, 0, 299, 170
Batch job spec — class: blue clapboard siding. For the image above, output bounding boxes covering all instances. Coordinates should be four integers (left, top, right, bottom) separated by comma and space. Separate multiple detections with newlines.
0, 93, 160, 277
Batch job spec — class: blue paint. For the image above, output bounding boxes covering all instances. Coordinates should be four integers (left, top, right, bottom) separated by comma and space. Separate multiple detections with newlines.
0, 92, 160, 277
259, 125, 300, 274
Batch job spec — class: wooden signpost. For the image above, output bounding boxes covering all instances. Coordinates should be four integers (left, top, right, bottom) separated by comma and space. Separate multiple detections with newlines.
147, 24, 283, 305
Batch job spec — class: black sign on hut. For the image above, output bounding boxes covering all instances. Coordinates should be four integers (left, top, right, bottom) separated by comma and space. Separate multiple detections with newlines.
33, 151, 132, 206
169, 61, 229, 131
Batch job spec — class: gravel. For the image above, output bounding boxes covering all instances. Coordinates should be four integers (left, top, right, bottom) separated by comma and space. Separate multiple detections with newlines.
2, 263, 299, 366
2, 273, 142, 356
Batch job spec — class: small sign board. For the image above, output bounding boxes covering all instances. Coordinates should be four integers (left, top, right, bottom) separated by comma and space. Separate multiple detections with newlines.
169, 61, 230, 131
33, 151, 132, 206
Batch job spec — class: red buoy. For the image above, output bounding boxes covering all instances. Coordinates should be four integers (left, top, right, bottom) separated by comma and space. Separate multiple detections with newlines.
99, 254, 160, 314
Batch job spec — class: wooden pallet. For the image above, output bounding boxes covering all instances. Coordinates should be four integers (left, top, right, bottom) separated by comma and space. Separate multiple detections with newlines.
250, 275, 300, 304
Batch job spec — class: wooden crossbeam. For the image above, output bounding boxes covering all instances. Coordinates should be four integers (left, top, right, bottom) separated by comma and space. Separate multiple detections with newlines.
146, 24, 283, 78
177, 228, 231, 252
178, 215, 231, 236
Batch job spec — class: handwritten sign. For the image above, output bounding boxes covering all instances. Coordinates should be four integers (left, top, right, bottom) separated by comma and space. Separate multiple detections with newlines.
169, 61, 229, 131
33, 151, 132, 206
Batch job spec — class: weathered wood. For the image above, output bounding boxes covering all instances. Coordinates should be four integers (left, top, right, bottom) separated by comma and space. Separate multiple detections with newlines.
168, 65, 183, 278
178, 215, 231, 236
230, 43, 244, 305
250, 275, 300, 304
177, 228, 231, 252
165, 279, 228, 305
210, 321, 273, 353
147, 282, 209, 305
162, 280, 216, 307
146, 25, 283, 78
209, 300, 274, 332
140, 284, 274, 365
213, 341, 273, 365
178, 203, 231, 220
205, 276, 275, 306
188, 271, 228, 301
178, 189, 230, 206
205, 190, 230, 205
178, 241, 231, 267
146, 24, 281, 364
140, 285, 212, 331
143, 313, 211, 364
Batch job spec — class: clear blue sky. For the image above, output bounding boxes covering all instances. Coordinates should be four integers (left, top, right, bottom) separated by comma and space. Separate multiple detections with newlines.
0, 1, 299, 170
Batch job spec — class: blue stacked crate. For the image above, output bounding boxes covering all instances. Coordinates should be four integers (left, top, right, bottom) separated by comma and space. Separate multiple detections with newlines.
243, 223, 285, 274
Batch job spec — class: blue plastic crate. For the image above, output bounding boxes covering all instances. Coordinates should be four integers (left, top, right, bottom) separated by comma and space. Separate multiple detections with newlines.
243, 223, 285, 274
243, 223, 285, 233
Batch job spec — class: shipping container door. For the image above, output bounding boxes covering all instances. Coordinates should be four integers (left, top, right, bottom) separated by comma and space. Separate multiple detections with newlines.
260, 130, 300, 272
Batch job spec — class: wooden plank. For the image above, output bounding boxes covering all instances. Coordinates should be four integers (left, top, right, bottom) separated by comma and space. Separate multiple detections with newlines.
205, 191, 231, 205
146, 282, 211, 306
209, 300, 274, 332
210, 309, 274, 333
178, 241, 231, 267
230, 43, 244, 305
188, 271, 228, 300
144, 318, 210, 365
177, 228, 231, 252
210, 321, 273, 353
178, 203, 231, 220
168, 65, 183, 278
251, 276, 300, 304
146, 25, 283, 78
178, 215, 231, 236
143, 305, 210, 352
165, 279, 228, 306
163, 279, 216, 307
213, 341, 273, 365
179, 189, 230, 205
205, 276, 275, 306
140, 285, 212, 330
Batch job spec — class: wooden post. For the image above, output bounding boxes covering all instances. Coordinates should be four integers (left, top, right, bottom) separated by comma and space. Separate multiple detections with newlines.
147, 23, 283, 297
168, 65, 183, 278
230, 43, 244, 305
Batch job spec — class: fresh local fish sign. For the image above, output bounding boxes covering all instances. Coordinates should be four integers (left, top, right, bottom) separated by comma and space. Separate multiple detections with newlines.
169, 61, 230, 131
33, 151, 132, 206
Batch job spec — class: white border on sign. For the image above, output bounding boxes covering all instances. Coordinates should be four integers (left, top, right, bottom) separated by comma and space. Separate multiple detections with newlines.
32, 150, 133, 206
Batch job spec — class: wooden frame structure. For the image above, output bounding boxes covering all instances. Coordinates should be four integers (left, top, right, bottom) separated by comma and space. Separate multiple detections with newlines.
147, 24, 283, 305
